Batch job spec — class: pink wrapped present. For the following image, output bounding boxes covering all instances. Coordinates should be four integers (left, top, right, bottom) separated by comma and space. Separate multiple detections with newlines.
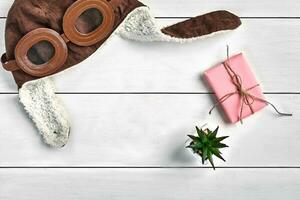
204, 53, 267, 123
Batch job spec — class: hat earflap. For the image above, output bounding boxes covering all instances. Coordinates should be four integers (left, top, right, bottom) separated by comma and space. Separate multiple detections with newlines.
117, 7, 241, 43
19, 77, 70, 148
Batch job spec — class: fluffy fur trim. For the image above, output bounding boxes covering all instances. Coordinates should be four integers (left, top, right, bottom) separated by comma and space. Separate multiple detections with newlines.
19, 78, 70, 148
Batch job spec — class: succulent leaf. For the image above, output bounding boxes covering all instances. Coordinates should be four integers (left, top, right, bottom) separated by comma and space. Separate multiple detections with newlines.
202, 148, 208, 164
186, 126, 229, 170
214, 143, 229, 148
207, 151, 215, 170
196, 126, 205, 139
193, 143, 203, 149
213, 136, 229, 143
211, 126, 219, 138
188, 135, 200, 141
210, 148, 226, 162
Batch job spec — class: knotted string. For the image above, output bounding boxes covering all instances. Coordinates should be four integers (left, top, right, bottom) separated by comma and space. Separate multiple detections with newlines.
209, 46, 292, 124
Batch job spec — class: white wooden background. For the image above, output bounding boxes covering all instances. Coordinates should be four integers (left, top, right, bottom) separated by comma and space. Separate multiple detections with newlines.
0, 0, 300, 199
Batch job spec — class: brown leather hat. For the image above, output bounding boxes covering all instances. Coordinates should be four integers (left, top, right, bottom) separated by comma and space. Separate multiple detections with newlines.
4, 0, 144, 87
1, 0, 241, 148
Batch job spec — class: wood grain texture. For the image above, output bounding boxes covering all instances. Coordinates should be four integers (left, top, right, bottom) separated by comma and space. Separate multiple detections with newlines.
0, 0, 299, 199
146, 0, 300, 17
0, 94, 296, 167
0, 19, 299, 93
1, 168, 300, 200
1, 0, 300, 17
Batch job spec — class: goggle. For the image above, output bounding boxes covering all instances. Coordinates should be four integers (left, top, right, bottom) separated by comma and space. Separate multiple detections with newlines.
1, 0, 115, 77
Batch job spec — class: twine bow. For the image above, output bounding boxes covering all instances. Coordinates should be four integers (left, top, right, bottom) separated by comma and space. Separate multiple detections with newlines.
209, 46, 292, 124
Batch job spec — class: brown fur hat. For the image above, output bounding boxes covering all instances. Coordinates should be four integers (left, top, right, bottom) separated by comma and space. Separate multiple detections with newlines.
4, 0, 144, 87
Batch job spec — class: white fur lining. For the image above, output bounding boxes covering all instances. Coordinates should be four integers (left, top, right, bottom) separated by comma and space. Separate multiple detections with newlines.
116, 6, 231, 43
19, 78, 70, 148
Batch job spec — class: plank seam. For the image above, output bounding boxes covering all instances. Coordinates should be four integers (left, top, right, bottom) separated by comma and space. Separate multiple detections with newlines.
1, 166, 300, 169
0, 92, 299, 95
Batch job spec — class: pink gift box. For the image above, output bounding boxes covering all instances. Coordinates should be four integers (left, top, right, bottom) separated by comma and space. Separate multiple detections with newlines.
204, 53, 267, 123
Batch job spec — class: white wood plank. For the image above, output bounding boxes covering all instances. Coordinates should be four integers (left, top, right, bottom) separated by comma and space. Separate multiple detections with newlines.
1, 168, 300, 200
0, 94, 296, 166
146, 0, 300, 17
0, 0, 300, 17
0, 19, 299, 93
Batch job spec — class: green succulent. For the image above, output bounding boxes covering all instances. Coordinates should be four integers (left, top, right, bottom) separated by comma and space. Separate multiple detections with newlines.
186, 126, 229, 170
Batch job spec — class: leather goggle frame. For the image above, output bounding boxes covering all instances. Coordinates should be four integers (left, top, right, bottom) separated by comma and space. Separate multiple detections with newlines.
1, 0, 115, 77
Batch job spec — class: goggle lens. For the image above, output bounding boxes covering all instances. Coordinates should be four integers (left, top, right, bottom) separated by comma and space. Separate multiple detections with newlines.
27, 40, 55, 66
75, 8, 104, 34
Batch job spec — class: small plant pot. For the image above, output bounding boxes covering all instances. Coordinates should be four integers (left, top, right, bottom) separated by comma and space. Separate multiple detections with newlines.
185, 140, 209, 165
185, 123, 228, 169
185, 124, 211, 165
